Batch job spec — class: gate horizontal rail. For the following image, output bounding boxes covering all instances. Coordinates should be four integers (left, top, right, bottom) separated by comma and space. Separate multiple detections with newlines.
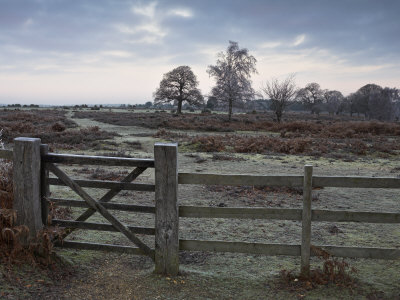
57, 241, 150, 255
48, 178, 155, 191
43, 153, 155, 167
49, 198, 155, 213
52, 219, 155, 235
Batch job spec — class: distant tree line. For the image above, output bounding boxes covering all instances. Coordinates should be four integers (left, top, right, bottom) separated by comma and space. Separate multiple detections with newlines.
295, 82, 399, 121
152, 40, 399, 122
5, 104, 39, 108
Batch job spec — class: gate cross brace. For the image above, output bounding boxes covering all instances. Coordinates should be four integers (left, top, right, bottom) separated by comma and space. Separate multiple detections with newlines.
47, 163, 154, 260
60, 166, 147, 239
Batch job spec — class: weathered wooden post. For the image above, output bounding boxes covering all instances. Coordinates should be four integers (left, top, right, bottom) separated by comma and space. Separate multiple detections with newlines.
40, 144, 50, 225
154, 143, 179, 275
13, 137, 42, 243
300, 165, 313, 276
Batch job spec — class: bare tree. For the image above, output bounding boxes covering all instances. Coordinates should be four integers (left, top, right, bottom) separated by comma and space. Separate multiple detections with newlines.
262, 74, 296, 122
296, 82, 324, 114
207, 41, 257, 121
154, 66, 204, 114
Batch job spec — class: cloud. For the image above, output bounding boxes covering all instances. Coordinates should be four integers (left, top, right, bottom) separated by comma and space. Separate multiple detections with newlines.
260, 42, 281, 49
101, 51, 133, 58
115, 23, 166, 38
168, 8, 193, 18
115, 1, 167, 45
131, 2, 157, 18
292, 34, 306, 47
23, 18, 34, 27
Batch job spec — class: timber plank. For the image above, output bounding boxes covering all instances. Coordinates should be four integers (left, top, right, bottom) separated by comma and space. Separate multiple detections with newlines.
49, 198, 155, 213
179, 240, 400, 260
43, 153, 154, 167
52, 219, 155, 235
313, 176, 400, 188
312, 210, 400, 223
55, 241, 152, 256
314, 245, 400, 260
179, 206, 302, 220
179, 239, 300, 256
48, 177, 155, 191
178, 173, 304, 187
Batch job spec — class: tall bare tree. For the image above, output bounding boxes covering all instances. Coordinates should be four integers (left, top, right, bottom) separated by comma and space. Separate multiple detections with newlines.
154, 66, 204, 114
207, 41, 257, 121
262, 74, 296, 122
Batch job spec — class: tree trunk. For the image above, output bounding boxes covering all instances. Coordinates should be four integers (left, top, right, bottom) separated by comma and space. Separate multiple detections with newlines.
177, 100, 182, 114
276, 110, 282, 123
228, 99, 233, 121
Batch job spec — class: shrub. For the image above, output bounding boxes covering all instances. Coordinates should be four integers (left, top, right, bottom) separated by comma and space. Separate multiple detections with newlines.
279, 246, 357, 292
51, 122, 66, 132
0, 159, 13, 209
347, 139, 368, 155
0, 129, 4, 149
190, 136, 226, 152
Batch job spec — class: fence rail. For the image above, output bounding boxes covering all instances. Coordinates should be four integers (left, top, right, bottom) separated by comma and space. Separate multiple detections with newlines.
179, 206, 400, 223
178, 173, 304, 187
179, 172, 400, 189
179, 240, 400, 260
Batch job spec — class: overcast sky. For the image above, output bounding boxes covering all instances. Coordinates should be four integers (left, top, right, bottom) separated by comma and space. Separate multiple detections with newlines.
0, 0, 399, 105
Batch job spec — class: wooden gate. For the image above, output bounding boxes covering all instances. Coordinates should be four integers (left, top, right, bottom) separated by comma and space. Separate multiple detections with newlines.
41, 147, 157, 260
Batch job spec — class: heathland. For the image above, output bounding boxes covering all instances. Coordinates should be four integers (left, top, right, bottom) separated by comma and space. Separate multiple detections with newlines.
0, 107, 399, 299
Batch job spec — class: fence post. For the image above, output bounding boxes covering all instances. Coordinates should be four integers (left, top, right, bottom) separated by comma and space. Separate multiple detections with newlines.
154, 143, 179, 275
13, 137, 42, 243
40, 144, 50, 225
301, 165, 313, 277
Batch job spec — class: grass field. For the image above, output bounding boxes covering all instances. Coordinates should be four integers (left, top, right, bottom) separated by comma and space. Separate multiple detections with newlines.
1, 108, 399, 299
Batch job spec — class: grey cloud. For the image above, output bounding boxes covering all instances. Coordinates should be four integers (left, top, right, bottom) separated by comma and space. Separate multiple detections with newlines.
0, 0, 399, 79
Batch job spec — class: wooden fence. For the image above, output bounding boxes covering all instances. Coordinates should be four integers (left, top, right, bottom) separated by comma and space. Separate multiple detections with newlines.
1, 138, 400, 277
178, 170, 400, 277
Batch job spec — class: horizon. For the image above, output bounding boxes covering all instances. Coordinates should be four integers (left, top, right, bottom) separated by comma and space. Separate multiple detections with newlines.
0, 0, 399, 105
